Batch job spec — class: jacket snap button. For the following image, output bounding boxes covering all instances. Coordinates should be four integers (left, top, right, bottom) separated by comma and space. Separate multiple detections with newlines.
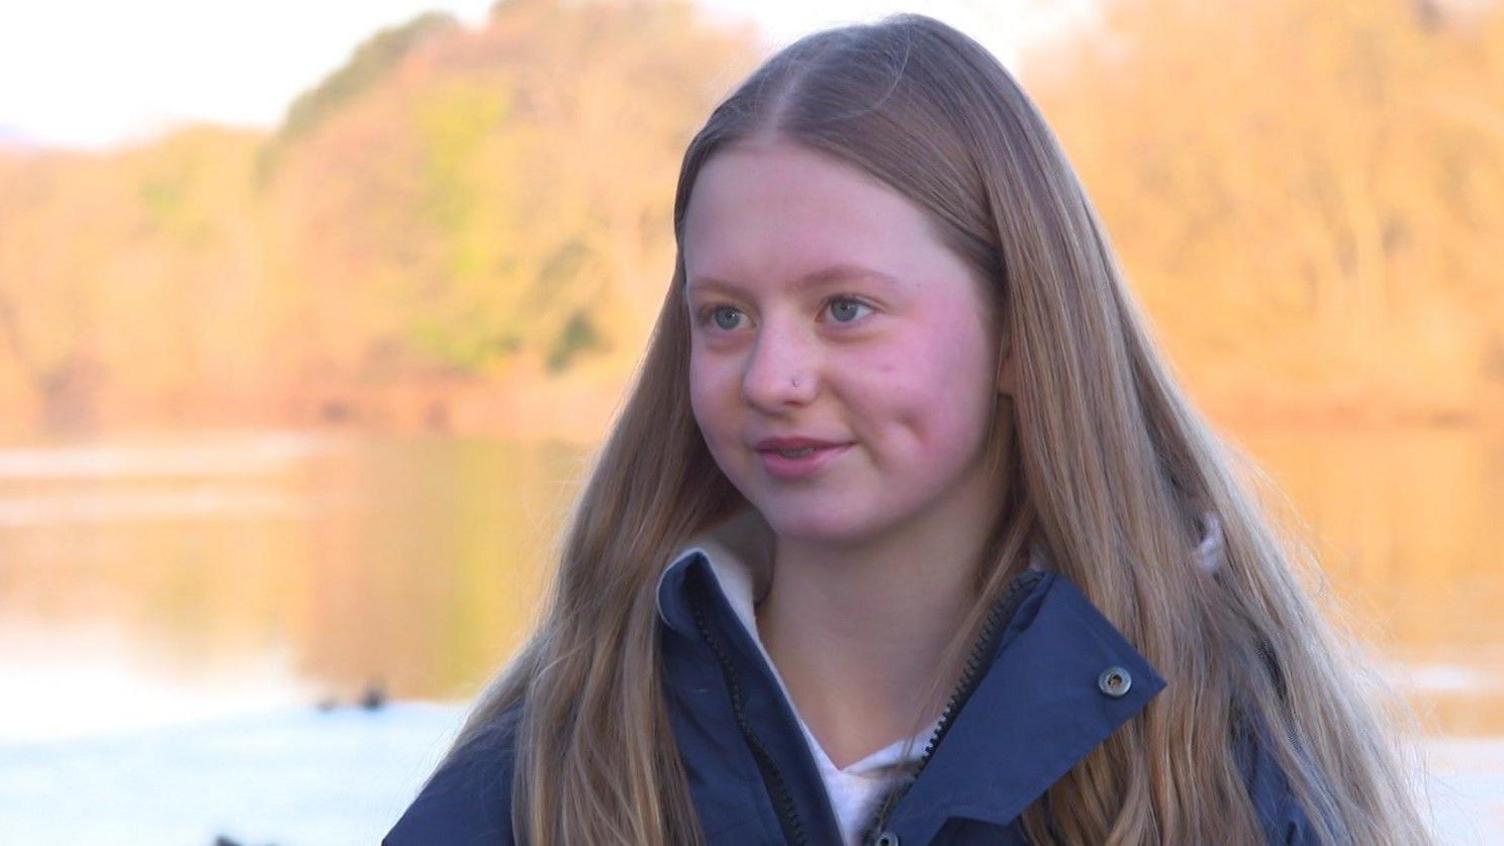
874, 832, 900, 846
1098, 666, 1132, 698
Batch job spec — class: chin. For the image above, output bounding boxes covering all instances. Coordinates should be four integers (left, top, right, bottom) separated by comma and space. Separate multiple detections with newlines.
759, 503, 876, 545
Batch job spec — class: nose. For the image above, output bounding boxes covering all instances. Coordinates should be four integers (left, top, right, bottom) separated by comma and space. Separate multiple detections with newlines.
740, 321, 818, 410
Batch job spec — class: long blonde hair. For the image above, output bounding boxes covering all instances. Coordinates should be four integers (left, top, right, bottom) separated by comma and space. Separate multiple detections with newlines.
445, 13, 1432, 844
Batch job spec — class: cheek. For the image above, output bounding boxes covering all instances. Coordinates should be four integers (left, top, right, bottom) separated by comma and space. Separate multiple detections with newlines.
688, 356, 738, 449
688, 371, 715, 435
864, 323, 994, 446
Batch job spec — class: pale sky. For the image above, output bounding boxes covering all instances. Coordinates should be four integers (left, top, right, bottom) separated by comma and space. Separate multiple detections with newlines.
0, 0, 1096, 150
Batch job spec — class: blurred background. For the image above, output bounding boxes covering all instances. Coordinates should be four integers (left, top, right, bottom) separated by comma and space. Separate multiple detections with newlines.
0, 0, 1500, 843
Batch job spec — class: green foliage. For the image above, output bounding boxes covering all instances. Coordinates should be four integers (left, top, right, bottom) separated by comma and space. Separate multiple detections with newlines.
415, 81, 512, 240
409, 310, 523, 372
248, 0, 763, 385
135, 135, 223, 247
138, 173, 183, 228
284, 11, 458, 142
545, 308, 608, 374
256, 11, 458, 183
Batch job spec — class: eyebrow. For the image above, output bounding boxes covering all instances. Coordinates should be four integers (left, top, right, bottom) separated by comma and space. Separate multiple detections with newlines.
686, 263, 903, 296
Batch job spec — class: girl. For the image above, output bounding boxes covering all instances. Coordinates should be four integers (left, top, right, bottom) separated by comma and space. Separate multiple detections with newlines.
386, 13, 1432, 845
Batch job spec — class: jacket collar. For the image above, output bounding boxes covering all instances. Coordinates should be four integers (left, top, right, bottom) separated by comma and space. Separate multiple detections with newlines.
881, 571, 1165, 842
656, 505, 777, 641
654, 507, 1171, 840
654, 505, 1075, 639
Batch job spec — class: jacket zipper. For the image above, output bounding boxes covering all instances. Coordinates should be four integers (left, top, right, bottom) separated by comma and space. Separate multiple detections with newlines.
689, 566, 1046, 846
690, 578, 811, 846
861, 568, 1046, 844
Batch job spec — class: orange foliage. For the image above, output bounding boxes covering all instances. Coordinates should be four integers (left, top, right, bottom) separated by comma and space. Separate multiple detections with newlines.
1026, 0, 1504, 423
0, 0, 1499, 438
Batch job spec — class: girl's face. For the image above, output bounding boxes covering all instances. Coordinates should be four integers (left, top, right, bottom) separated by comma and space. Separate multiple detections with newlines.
683, 139, 1010, 546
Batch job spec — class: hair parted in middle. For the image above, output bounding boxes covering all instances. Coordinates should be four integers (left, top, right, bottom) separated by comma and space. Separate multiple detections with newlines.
449, 13, 1433, 845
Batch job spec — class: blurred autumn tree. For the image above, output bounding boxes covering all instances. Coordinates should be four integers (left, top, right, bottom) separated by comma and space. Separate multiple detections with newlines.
259, 0, 760, 403
275, 11, 461, 149
1026, 0, 1504, 420
0, 0, 1498, 437
0, 127, 267, 431
0, 0, 759, 435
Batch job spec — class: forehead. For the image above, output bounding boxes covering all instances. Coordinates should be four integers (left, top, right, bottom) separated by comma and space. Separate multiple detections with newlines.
681, 141, 957, 293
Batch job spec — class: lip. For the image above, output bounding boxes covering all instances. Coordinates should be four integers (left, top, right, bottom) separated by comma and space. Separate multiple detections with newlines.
755, 441, 853, 481
753, 436, 848, 451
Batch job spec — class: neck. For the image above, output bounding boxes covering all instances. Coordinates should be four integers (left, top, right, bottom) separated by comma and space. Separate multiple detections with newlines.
755, 461, 1008, 769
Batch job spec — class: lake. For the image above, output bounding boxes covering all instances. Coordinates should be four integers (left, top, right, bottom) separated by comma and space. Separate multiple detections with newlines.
0, 428, 1498, 843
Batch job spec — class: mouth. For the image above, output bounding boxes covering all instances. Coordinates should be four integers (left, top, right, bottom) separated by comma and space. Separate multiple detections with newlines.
765, 446, 821, 459
755, 442, 853, 480
753, 436, 850, 453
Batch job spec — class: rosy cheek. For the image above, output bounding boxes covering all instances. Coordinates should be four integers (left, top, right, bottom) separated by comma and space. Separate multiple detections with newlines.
687, 383, 715, 438
851, 345, 907, 384
690, 371, 738, 448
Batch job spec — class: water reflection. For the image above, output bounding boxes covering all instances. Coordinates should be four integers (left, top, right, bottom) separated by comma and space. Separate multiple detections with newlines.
1240, 426, 1504, 735
0, 432, 580, 740
0, 427, 1499, 739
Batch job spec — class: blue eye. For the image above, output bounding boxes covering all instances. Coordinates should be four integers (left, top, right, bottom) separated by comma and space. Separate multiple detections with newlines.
828, 297, 872, 323
710, 306, 744, 331
697, 298, 871, 332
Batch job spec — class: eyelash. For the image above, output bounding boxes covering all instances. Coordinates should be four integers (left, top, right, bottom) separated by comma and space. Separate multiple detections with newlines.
696, 296, 875, 332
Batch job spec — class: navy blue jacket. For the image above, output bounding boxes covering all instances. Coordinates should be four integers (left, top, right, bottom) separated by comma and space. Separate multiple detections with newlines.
386, 554, 1315, 844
